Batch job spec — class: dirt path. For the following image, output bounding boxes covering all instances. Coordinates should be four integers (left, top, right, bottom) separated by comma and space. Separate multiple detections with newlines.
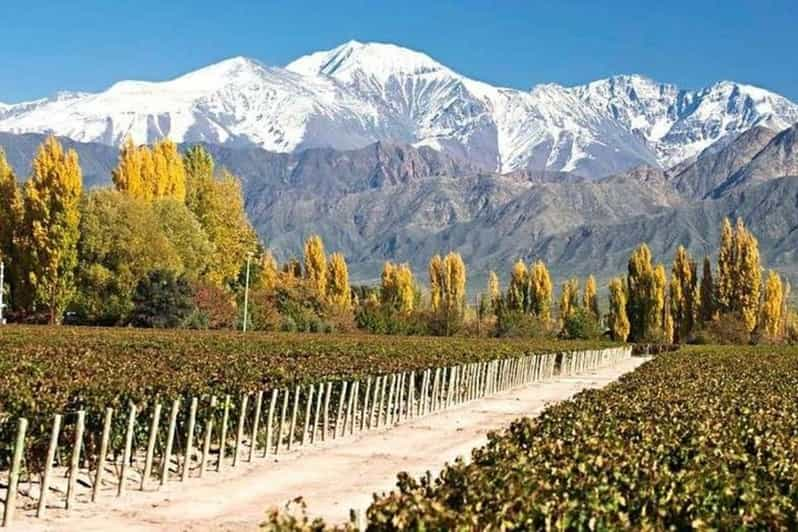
19, 356, 648, 531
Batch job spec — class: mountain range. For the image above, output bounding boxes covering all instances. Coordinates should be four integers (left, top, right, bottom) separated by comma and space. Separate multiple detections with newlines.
1, 41, 797, 290
3, 41, 798, 178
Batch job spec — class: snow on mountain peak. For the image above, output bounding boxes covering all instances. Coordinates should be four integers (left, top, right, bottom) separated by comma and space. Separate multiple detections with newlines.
1, 41, 797, 179
287, 40, 451, 82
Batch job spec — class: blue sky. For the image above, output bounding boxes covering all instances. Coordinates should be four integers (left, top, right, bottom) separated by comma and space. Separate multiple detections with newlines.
2, 0, 796, 102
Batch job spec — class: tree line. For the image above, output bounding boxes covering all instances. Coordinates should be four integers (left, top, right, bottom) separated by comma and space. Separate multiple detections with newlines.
1, 137, 795, 342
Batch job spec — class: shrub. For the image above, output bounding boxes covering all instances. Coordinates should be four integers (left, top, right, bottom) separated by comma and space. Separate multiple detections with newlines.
561, 306, 603, 340
129, 270, 194, 328
693, 313, 751, 345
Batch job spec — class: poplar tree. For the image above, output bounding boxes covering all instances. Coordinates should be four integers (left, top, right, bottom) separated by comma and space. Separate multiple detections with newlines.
506, 260, 528, 312
699, 256, 716, 323
303, 234, 327, 298
780, 281, 791, 337
583, 274, 599, 321
183, 144, 215, 209
760, 270, 783, 338
0, 149, 22, 306
112, 138, 186, 201
662, 298, 674, 344
255, 251, 280, 291
327, 252, 352, 310
429, 255, 444, 311
19, 136, 83, 322
735, 219, 761, 332
487, 271, 501, 309
559, 278, 579, 326
382, 261, 414, 312
716, 218, 734, 312
670, 245, 698, 343
607, 277, 630, 341
529, 260, 553, 321
627, 244, 666, 341
429, 252, 467, 334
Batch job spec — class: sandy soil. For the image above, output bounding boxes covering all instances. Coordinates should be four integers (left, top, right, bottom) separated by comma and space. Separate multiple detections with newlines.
15, 355, 648, 531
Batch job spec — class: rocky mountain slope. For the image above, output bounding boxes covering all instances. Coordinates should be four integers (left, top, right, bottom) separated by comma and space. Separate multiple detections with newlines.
3, 41, 797, 178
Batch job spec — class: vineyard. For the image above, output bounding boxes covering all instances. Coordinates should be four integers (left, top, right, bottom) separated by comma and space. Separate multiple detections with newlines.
0, 325, 624, 527
325, 346, 798, 530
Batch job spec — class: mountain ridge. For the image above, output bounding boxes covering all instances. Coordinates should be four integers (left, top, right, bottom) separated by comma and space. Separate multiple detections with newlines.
2, 41, 797, 178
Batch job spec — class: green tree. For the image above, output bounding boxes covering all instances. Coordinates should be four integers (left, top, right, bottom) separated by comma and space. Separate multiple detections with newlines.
151, 199, 213, 280
130, 270, 194, 328
19, 136, 83, 322
626, 244, 665, 342
699, 256, 716, 323
75, 190, 181, 324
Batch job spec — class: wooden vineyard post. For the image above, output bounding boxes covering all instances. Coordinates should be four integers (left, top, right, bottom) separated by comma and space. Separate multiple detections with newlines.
161, 399, 180, 485
264, 390, 277, 456
65, 410, 85, 510
181, 398, 198, 481
446, 367, 455, 408
92, 408, 113, 501
374, 376, 386, 427
344, 382, 354, 436
419, 370, 429, 415
249, 391, 264, 461
394, 374, 404, 424
287, 386, 300, 451
350, 381, 359, 435
302, 385, 315, 446
369, 376, 381, 429
2, 418, 27, 527
200, 397, 217, 477
323, 382, 332, 442
118, 403, 138, 496
384, 374, 396, 425
276, 389, 289, 454
217, 395, 231, 471
334, 382, 348, 439
407, 372, 415, 420
37, 414, 62, 516
233, 394, 249, 466
312, 385, 323, 444
361, 378, 372, 431
142, 403, 161, 489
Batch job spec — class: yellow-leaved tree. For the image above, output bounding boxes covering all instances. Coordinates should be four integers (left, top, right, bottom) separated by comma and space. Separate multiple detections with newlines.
487, 271, 501, 310
529, 260, 553, 321
381, 261, 415, 312
0, 149, 23, 308
19, 136, 83, 323
112, 137, 186, 201
327, 252, 352, 310
558, 278, 579, 327
760, 270, 783, 338
303, 235, 328, 298
429, 252, 467, 335
670, 245, 698, 343
583, 274, 599, 321
607, 277, 630, 341
506, 259, 528, 311
627, 244, 666, 341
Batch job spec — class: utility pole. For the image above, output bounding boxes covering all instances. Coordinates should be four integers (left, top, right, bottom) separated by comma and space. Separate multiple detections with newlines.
242, 252, 254, 332
0, 260, 6, 325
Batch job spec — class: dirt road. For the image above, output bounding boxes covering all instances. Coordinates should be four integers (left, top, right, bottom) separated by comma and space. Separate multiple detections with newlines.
20, 355, 648, 531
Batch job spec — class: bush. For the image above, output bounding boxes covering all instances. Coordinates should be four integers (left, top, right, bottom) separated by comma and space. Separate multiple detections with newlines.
129, 270, 194, 328
191, 282, 238, 329
692, 313, 751, 345
495, 308, 554, 338
561, 307, 603, 340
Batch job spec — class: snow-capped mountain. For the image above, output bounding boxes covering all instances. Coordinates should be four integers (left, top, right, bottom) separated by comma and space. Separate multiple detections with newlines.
1, 40, 797, 178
